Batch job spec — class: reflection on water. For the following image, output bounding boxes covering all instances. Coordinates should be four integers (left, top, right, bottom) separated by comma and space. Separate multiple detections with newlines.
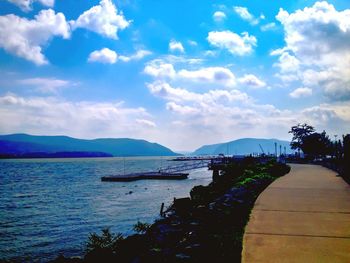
0, 157, 212, 261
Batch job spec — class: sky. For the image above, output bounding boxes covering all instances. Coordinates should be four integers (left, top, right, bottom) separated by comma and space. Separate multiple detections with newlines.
0, 0, 349, 151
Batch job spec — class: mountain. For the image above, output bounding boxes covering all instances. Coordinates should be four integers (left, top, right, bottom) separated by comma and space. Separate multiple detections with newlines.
193, 138, 293, 156
0, 134, 179, 157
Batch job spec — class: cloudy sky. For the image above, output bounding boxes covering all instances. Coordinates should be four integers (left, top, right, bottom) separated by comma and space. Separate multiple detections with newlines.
0, 0, 349, 151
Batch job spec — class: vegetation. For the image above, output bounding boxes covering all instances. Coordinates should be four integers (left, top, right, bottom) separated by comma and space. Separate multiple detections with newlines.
133, 221, 151, 234
289, 123, 350, 184
289, 123, 333, 159
85, 228, 124, 261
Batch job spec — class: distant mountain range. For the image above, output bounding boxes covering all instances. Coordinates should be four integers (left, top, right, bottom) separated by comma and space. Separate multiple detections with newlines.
0, 134, 179, 158
0, 134, 294, 159
192, 138, 293, 156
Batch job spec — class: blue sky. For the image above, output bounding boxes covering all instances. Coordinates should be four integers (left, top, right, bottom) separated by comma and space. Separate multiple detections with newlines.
0, 0, 349, 151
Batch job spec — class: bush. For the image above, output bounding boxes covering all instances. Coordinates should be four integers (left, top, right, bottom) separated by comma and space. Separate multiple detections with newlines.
85, 228, 123, 254
133, 221, 151, 234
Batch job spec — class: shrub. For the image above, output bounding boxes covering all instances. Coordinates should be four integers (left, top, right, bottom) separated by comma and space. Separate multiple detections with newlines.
85, 228, 123, 254
133, 221, 151, 234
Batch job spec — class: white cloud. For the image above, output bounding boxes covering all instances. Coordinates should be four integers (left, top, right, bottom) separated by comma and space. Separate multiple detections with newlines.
144, 60, 236, 88
119, 49, 152, 62
136, 119, 156, 128
188, 40, 198, 46
238, 74, 266, 88
204, 50, 217, 57
213, 11, 226, 22
71, 0, 130, 39
178, 67, 236, 87
88, 48, 117, 64
0, 9, 70, 65
144, 60, 176, 79
260, 22, 277, 31
158, 55, 203, 65
146, 81, 300, 150
169, 40, 185, 53
274, 73, 299, 83
302, 68, 350, 101
300, 103, 350, 134
147, 81, 250, 105
7, 0, 54, 11
233, 6, 259, 25
273, 51, 300, 73
275, 1, 350, 100
17, 77, 75, 93
289, 87, 312, 98
0, 93, 153, 139
207, 30, 257, 56
166, 102, 199, 115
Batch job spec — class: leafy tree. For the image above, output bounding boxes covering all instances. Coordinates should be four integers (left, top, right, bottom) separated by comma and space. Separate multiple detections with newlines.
301, 130, 332, 158
289, 123, 315, 153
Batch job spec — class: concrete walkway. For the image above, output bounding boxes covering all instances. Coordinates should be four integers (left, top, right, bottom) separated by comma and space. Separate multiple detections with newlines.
242, 164, 350, 263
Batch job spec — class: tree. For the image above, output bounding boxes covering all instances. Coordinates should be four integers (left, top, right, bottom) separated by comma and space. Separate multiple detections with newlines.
289, 123, 315, 153
301, 130, 332, 158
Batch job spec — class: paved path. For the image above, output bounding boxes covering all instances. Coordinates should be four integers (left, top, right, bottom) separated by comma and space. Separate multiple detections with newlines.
242, 164, 350, 263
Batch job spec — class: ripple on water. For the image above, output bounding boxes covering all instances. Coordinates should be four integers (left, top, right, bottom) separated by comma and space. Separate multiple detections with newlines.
0, 158, 212, 261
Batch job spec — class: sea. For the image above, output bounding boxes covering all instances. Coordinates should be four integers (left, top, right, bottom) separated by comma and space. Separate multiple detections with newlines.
0, 157, 213, 262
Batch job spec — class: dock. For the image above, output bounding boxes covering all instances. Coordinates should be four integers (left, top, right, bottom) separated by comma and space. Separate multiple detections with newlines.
101, 159, 210, 182
101, 172, 189, 182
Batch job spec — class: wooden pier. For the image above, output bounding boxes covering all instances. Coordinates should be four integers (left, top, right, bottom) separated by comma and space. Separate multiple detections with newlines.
101, 159, 210, 182
101, 172, 189, 182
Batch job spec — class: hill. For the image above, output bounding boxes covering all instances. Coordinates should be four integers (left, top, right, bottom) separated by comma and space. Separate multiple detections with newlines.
0, 134, 179, 157
193, 138, 293, 156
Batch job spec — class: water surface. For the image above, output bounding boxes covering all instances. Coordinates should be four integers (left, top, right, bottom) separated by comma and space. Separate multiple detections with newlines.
0, 157, 212, 261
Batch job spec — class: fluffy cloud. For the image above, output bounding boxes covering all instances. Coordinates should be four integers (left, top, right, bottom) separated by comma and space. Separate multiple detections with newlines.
289, 87, 312, 98
0, 9, 70, 65
119, 50, 152, 62
207, 30, 257, 56
178, 67, 236, 87
17, 77, 75, 93
147, 81, 250, 105
144, 60, 236, 88
301, 103, 350, 135
7, 0, 54, 11
213, 11, 226, 22
166, 102, 199, 115
301, 68, 350, 100
275, 1, 350, 100
238, 74, 266, 88
169, 40, 185, 53
144, 60, 176, 79
0, 93, 154, 139
71, 0, 130, 39
146, 80, 300, 150
88, 48, 117, 64
273, 51, 300, 73
233, 6, 260, 25
147, 81, 350, 150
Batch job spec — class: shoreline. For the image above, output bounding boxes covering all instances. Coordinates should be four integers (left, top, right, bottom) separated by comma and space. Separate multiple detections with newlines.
50, 157, 290, 263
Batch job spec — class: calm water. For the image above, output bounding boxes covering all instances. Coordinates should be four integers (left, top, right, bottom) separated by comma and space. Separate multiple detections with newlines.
0, 157, 212, 262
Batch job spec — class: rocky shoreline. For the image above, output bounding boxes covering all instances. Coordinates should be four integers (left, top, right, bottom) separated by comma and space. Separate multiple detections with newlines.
52, 157, 290, 263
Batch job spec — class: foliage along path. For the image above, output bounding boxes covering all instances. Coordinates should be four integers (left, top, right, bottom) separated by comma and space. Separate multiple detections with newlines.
242, 164, 350, 262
